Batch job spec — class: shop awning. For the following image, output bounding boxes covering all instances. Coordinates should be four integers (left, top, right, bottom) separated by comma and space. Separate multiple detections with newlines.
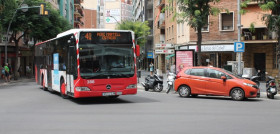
166, 54, 175, 60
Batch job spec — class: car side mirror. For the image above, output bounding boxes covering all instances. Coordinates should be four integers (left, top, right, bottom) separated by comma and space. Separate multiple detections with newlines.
221, 76, 227, 82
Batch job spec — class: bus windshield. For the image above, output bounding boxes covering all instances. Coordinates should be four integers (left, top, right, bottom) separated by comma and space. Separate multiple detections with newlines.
79, 32, 135, 79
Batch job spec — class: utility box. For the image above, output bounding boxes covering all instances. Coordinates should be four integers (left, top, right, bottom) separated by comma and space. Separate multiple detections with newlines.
227, 61, 244, 75
242, 68, 256, 78
223, 65, 232, 72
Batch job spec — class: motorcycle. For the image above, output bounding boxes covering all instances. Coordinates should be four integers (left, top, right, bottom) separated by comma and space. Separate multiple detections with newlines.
141, 73, 163, 92
166, 72, 176, 94
266, 76, 277, 99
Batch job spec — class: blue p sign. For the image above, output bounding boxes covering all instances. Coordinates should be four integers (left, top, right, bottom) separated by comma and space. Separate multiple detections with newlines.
234, 42, 245, 52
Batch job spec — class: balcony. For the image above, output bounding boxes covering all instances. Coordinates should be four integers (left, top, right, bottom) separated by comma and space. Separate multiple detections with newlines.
147, 12, 153, 22
147, 0, 153, 9
74, 8, 84, 18
242, 0, 263, 5
74, 18, 84, 25
241, 28, 278, 43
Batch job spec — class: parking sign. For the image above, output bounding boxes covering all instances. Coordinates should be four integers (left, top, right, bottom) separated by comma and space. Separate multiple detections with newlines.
234, 42, 245, 52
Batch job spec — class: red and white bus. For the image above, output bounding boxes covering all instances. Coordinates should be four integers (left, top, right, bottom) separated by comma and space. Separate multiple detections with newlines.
35, 29, 140, 98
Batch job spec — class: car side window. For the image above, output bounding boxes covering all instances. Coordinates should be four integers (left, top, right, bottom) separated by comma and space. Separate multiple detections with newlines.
189, 69, 205, 76
185, 69, 191, 75
206, 69, 226, 79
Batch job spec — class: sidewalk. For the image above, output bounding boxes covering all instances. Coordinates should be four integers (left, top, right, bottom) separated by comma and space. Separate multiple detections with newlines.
0, 76, 35, 87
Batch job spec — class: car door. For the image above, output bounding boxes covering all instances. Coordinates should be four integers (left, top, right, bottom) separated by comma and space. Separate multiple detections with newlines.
186, 68, 207, 94
204, 69, 228, 95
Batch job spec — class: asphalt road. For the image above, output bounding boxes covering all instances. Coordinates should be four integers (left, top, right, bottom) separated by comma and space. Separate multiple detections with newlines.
1, 81, 280, 134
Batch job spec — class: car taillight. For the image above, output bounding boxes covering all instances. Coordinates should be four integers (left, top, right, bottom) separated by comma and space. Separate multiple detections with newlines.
270, 82, 275, 86
176, 75, 181, 79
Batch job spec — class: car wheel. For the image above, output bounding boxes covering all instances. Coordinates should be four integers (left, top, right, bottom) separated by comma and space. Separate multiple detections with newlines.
231, 88, 245, 101
178, 85, 191, 98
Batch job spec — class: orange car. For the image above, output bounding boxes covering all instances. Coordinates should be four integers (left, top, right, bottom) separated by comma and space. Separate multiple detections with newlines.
174, 66, 260, 101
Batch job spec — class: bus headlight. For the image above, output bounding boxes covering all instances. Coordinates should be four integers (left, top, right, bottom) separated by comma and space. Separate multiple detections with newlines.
126, 84, 136, 89
76, 87, 91, 91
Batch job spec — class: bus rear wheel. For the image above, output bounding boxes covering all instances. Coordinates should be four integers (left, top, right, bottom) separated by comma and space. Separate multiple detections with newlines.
60, 79, 69, 99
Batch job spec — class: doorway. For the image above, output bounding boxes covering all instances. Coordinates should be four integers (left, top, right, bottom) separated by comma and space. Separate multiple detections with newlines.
254, 53, 266, 81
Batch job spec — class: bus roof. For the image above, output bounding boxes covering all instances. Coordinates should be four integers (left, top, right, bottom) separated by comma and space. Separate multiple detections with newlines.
35, 29, 134, 46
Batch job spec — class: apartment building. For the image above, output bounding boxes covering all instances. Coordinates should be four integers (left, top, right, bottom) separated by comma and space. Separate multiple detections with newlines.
241, 0, 278, 79
188, 0, 238, 68
133, 0, 154, 70
101, 0, 133, 29
81, 0, 97, 28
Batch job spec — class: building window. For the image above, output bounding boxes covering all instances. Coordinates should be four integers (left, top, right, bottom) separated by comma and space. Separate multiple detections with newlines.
195, 16, 209, 32
220, 12, 234, 31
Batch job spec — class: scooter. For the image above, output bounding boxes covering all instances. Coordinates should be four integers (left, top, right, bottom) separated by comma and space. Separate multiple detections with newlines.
266, 76, 277, 99
166, 72, 176, 94
141, 73, 163, 92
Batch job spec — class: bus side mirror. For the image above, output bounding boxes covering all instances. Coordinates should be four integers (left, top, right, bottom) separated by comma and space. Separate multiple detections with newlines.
136, 45, 140, 57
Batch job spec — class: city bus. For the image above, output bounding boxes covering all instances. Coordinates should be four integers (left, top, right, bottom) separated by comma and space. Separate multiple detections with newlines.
35, 29, 140, 98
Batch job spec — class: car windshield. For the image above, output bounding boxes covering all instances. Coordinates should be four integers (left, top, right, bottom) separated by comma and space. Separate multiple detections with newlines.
223, 69, 243, 79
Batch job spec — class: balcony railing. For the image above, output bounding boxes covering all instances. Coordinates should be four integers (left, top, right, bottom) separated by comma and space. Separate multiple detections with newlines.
241, 28, 277, 41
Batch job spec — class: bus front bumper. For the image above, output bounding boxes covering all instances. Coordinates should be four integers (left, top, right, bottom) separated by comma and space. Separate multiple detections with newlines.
73, 88, 137, 98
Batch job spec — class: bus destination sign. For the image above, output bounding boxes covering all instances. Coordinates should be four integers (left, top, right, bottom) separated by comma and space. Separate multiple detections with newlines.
97, 32, 121, 40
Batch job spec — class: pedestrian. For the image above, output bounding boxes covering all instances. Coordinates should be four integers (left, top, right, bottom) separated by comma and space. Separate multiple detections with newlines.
208, 62, 213, 67
170, 62, 176, 73
8, 63, 12, 80
4, 63, 10, 82
149, 62, 154, 75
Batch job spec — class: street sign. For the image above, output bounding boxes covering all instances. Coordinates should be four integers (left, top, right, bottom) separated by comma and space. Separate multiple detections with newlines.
234, 42, 245, 52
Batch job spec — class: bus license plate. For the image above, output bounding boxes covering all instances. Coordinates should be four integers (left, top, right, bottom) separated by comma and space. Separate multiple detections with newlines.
102, 92, 115, 96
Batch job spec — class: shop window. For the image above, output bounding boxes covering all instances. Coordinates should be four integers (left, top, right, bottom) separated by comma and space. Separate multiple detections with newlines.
220, 12, 234, 31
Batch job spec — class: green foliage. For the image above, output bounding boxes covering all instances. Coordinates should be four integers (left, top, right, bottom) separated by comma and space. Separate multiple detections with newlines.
0, 0, 72, 44
116, 20, 150, 46
174, 0, 221, 29
249, 22, 256, 33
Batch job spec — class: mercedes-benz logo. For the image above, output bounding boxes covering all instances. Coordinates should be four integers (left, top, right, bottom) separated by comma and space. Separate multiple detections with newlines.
106, 85, 111, 90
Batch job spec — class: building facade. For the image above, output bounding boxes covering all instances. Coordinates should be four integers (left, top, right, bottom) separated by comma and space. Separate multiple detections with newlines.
133, 0, 154, 70
81, 0, 97, 28
241, 1, 278, 79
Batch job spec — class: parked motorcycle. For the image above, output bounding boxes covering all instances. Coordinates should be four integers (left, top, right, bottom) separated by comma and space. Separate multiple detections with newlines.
141, 73, 163, 92
166, 72, 176, 94
266, 76, 277, 99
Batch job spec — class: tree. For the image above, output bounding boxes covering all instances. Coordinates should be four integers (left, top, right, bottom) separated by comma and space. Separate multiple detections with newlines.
259, 0, 280, 74
116, 20, 150, 46
172, 0, 220, 66
0, 0, 71, 79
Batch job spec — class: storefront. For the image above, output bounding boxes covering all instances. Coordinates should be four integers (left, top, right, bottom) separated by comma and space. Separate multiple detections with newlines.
179, 44, 236, 68
154, 43, 175, 74
243, 42, 278, 80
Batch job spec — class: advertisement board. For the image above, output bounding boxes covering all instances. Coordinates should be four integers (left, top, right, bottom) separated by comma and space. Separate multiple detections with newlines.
175, 50, 194, 74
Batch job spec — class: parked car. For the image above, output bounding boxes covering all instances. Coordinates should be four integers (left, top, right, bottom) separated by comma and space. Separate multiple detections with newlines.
174, 67, 260, 101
